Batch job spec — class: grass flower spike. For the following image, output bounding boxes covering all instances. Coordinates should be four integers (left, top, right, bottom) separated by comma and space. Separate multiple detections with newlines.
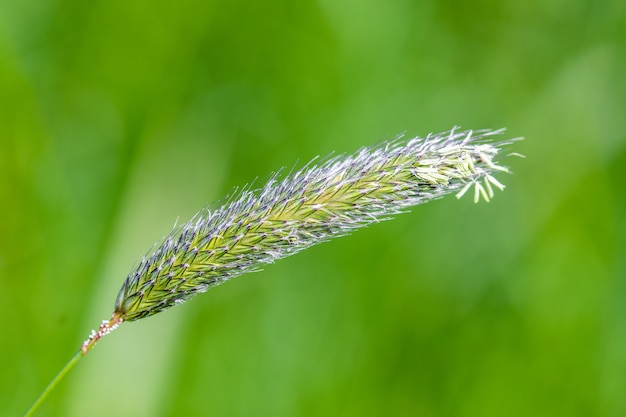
24, 127, 519, 417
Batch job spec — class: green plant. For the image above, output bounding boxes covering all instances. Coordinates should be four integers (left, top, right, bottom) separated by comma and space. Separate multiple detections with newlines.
23, 127, 520, 416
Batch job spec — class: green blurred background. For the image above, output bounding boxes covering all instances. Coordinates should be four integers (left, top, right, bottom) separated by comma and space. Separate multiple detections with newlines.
1, 0, 625, 416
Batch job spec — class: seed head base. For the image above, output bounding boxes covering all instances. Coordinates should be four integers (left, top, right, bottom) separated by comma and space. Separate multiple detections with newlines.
80, 312, 124, 355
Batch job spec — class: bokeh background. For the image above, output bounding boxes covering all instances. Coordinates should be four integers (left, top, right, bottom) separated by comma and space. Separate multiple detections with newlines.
2, 0, 625, 416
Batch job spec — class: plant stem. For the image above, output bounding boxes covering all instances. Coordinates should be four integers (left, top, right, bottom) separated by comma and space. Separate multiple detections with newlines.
23, 350, 82, 417
23, 313, 122, 417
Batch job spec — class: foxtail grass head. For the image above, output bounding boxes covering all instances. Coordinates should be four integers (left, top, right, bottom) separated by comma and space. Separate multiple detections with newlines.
25, 127, 521, 417
110, 127, 518, 324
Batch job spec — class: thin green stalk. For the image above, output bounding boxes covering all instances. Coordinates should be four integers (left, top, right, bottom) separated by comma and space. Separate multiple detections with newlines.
23, 351, 82, 417
24, 313, 122, 417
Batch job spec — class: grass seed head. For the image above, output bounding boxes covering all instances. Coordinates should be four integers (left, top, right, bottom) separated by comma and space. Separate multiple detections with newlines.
112, 127, 519, 321
26, 127, 521, 417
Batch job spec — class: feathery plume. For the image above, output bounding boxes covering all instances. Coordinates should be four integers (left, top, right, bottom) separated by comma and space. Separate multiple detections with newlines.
96, 127, 518, 338
107, 126, 507, 324
24, 127, 520, 417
